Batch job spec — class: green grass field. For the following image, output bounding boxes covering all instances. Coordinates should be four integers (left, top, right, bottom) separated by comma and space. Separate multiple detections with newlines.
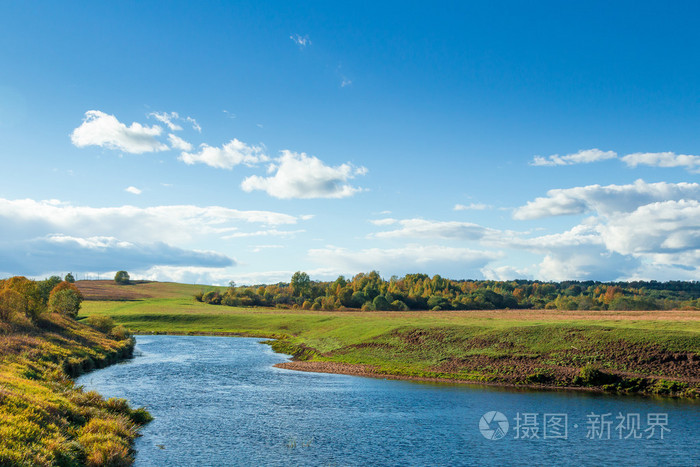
80, 282, 700, 397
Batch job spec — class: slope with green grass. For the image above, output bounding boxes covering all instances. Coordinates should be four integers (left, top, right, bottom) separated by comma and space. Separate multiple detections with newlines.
80, 281, 700, 398
0, 311, 152, 466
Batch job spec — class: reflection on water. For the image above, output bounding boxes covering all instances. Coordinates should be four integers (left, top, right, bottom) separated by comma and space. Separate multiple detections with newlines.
77, 335, 700, 466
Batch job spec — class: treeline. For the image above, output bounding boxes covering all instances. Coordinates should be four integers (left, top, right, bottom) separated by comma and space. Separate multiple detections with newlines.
0, 275, 84, 323
196, 271, 700, 311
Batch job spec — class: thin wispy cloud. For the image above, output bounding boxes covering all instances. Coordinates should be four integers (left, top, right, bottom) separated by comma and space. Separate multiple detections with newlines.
149, 111, 183, 131
454, 203, 491, 211
530, 148, 617, 166
125, 186, 142, 195
186, 116, 202, 133
290, 34, 311, 48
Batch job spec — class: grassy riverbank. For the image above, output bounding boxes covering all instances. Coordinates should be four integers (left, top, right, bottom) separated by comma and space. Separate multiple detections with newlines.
0, 311, 151, 465
80, 281, 700, 398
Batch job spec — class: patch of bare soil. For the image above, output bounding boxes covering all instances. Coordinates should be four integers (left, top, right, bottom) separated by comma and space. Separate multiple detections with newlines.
76, 280, 155, 301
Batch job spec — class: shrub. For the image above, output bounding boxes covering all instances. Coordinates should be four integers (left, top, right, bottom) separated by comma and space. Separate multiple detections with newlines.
109, 325, 131, 341
202, 291, 221, 304
372, 295, 391, 311
574, 364, 618, 386
49, 289, 82, 318
87, 315, 116, 333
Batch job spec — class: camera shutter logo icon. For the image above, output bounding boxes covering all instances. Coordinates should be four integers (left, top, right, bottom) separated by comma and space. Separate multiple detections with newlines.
479, 411, 509, 440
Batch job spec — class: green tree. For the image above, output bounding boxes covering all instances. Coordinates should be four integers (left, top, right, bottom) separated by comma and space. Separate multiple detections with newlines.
64, 272, 75, 283
114, 270, 130, 285
290, 271, 311, 297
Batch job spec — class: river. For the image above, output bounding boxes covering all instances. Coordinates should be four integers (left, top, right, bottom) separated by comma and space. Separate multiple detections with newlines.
76, 335, 699, 466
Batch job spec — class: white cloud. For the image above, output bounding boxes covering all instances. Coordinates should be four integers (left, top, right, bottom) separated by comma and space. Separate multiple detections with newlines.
370, 218, 494, 240
168, 133, 193, 151
492, 224, 640, 281
513, 180, 700, 220
179, 139, 268, 169
481, 265, 532, 281
186, 116, 202, 133
290, 34, 311, 48
308, 244, 502, 279
125, 186, 142, 195
0, 198, 311, 278
0, 235, 233, 277
599, 199, 700, 257
250, 245, 284, 253
454, 203, 492, 211
0, 198, 302, 246
241, 150, 367, 199
341, 78, 352, 87
622, 152, 700, 172
149, 111, 183, 131
138, 265, 236, 286
222, 229, 305, 239
530, 148, 617, 166
369, 218, 398, 226
71, 110, 168, 154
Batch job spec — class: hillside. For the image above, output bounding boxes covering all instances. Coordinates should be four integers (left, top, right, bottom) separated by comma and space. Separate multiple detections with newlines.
0, 310, 151, 465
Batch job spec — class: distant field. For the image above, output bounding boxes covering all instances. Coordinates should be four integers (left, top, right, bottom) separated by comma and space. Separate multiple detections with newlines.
79, 281, 700, 397
77, 280, 224, 301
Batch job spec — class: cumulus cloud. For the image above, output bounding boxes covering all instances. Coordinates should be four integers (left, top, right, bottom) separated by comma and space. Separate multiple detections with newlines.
308, 244, 502, 278
530, 148, 617, 166
71, 110, 168, 154
370, 218, 494, 240
168, 134, 193, 151
491, 224, 640, 281
599, 200, 700, 257
621, 152, 700, 172
125, 186, 142, 195
513, 180, 700, 220
0, 235, 234, 277
179, 139, 268, 169
241, 150, 367, 199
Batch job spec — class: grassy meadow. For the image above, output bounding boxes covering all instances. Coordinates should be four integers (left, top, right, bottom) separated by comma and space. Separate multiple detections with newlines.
80, 281, 700, 398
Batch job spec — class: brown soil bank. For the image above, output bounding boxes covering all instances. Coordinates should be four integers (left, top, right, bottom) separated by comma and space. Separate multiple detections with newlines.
269, 326, 700, 398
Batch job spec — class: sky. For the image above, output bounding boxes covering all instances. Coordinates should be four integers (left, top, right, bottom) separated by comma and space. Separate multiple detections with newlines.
1, 1, 700, 285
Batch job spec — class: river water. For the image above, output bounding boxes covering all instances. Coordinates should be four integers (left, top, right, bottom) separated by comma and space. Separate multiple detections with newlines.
77, 335, 699, 466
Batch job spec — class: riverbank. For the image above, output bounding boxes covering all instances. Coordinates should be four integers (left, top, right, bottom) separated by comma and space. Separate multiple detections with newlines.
79, 281, 700, 398
0, 312, 151, 465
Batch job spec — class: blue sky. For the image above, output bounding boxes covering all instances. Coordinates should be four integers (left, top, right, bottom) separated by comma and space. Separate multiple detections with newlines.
1, 1, 700, 284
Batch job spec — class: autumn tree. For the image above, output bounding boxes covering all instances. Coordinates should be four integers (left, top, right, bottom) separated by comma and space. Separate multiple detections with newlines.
48, 281, 84, 318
